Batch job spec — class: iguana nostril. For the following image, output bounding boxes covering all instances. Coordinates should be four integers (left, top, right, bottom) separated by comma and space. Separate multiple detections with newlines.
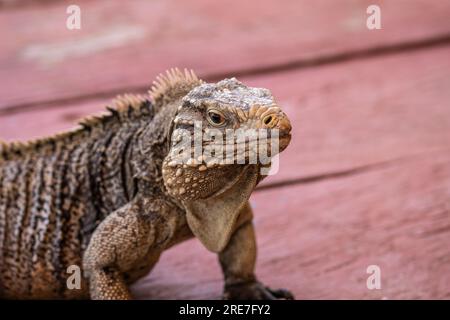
262, 114, 275, 127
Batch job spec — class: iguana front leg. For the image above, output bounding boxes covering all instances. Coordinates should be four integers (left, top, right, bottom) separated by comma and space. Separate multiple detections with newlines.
219, 203, 294, 300
83, 200, 156, 300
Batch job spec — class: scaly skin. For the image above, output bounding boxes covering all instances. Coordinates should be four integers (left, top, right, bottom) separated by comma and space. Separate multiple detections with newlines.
0, 69, 293, 299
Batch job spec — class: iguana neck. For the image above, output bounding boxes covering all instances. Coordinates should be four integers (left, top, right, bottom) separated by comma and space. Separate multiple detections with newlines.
128, 101, 180, 199
83, 101, 179, 219
84, 121, 140, 218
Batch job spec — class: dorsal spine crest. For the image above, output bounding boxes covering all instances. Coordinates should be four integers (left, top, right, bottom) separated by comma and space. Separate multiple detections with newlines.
149, 68, 203, 109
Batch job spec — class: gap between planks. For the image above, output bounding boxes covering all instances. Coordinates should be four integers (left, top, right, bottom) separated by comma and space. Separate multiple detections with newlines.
1, 32, 450, 117
256, 146, 450, 192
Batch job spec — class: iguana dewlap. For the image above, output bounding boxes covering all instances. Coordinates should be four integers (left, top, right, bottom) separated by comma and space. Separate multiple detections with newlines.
0, 69, 293, 299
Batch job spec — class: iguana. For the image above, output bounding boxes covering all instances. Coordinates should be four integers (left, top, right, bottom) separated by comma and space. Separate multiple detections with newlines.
0, 69, 293, 300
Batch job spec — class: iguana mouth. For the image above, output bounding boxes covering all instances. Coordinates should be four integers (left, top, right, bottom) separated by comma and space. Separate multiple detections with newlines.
205, 164, 254, 199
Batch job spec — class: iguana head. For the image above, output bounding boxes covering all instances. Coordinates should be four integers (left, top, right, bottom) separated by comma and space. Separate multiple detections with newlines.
154, 69, 292, 252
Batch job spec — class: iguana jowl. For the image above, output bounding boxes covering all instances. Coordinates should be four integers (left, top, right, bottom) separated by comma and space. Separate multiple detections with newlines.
0, 69, 293, 299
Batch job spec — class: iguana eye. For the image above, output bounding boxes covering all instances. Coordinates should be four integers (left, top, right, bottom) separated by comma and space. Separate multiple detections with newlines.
207, 110, 226, 126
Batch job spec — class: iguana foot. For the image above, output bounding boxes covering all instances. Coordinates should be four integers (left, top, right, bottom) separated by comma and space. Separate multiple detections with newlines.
223, 281, 294, 300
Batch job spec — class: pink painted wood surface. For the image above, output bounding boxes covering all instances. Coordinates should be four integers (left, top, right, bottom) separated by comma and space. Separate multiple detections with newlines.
2, 45, 450, 186
1, 0, 450, 110
131, 149, 450, 299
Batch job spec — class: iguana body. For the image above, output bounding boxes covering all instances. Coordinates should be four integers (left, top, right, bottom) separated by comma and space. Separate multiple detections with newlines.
0, 69, 293, 299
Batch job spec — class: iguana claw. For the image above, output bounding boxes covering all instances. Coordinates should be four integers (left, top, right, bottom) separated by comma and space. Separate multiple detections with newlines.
223, 281, 294, 300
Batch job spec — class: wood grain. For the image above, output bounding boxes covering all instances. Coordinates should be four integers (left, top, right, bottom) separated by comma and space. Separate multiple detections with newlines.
131, 149, 450, 299
2, 45, 450, 186
1, 0, 450, 111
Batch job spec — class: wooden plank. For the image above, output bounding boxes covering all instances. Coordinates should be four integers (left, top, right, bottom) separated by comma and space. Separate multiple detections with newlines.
0, 97, 109, 141
245, 44, 450, 184
130, 149, 450, 299
1, 0, 450, 110
2, 45, 450, 186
